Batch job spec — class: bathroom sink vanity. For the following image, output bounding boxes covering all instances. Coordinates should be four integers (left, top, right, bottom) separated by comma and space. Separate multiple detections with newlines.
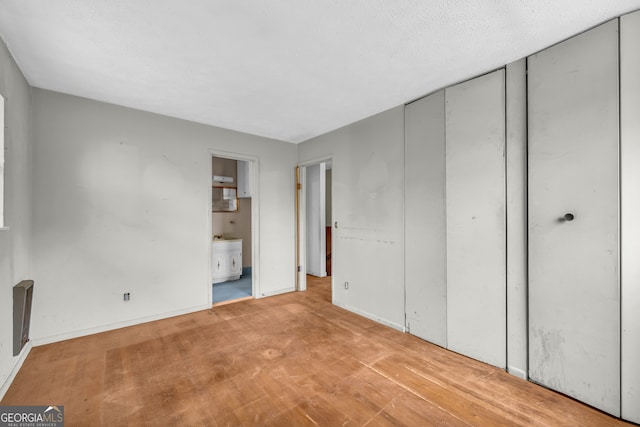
212, 239, 242, 284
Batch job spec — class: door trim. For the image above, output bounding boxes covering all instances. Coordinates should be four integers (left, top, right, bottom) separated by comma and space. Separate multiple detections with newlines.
208, 149, 260, 303
297, 156, 334, 295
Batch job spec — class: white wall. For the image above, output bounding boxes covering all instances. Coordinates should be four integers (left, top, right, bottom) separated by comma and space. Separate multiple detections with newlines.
31, 89, 297, 343
0, 39, 33, 396
298, 107, 406, 330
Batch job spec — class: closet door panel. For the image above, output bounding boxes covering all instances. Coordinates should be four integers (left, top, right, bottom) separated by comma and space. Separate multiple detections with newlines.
528, 19, 620, 416
445, 70, 506, 368
405, 90, 447, 347
620, 11, 640, 423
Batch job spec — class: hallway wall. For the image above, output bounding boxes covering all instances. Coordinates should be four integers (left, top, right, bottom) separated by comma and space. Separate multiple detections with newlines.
299, 106, 406, 329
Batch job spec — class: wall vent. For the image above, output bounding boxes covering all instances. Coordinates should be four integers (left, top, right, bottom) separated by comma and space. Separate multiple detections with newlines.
13, 280, 34, 356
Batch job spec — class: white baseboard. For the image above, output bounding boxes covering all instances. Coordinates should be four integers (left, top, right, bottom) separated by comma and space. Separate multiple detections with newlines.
340, 303, 405, 332
31, 304, 211, 347
0, 341, 33, 401
508, 365, 527, 380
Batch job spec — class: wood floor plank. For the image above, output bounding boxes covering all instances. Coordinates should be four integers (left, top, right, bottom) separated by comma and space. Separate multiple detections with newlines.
1, 276, 633, 426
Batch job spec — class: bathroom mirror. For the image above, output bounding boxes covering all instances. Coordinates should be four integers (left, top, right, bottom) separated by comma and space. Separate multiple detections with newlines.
212, 187, 238, 212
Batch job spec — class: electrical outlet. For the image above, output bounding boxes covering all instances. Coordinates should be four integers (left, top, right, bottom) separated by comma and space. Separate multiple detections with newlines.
123, 292, 130, 301
344, 282, 349, 290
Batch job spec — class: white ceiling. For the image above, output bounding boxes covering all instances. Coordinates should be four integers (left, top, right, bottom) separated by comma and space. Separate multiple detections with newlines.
1, 1, 639, 143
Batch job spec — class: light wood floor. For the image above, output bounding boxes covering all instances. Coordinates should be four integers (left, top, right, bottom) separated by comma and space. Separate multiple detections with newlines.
2, 276, 632, 426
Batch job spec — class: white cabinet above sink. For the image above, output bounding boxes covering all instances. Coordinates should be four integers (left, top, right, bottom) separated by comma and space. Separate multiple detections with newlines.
237, 160, 252, 198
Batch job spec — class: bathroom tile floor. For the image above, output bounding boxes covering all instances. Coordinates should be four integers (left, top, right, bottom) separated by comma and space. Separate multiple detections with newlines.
212, 271, 252, 305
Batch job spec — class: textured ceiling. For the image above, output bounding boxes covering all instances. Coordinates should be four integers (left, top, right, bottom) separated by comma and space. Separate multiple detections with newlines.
1, 1, 639, 143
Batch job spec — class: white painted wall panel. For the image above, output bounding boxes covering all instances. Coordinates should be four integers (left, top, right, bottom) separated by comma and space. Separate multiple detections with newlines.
31, 89, 297, 342
0, 38, 33, 398
621, 10, 640, 424
445, 69, 506, 369
528, 19, 620, 416
505, 59, 528, 379
404, 90, 447, 347
298, 107, 405, 330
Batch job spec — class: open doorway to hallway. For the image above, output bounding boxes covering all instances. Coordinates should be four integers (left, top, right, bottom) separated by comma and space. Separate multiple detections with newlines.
297, 159, 333, 300
211, 155, 255, 306
306, 275, 332, 303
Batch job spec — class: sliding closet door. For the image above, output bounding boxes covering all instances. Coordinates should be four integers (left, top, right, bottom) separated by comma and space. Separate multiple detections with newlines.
621, 11, 640, 424
528, 19, 620, 416
405, 90, 447, 347
445, 70, 506, 368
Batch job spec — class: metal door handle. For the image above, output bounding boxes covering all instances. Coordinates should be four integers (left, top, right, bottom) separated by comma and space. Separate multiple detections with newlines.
563, 213, 575, 221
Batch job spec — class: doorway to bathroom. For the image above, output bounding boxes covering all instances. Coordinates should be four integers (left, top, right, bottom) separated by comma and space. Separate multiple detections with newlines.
296, 159, 333, 300
210, 153, 257, 306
